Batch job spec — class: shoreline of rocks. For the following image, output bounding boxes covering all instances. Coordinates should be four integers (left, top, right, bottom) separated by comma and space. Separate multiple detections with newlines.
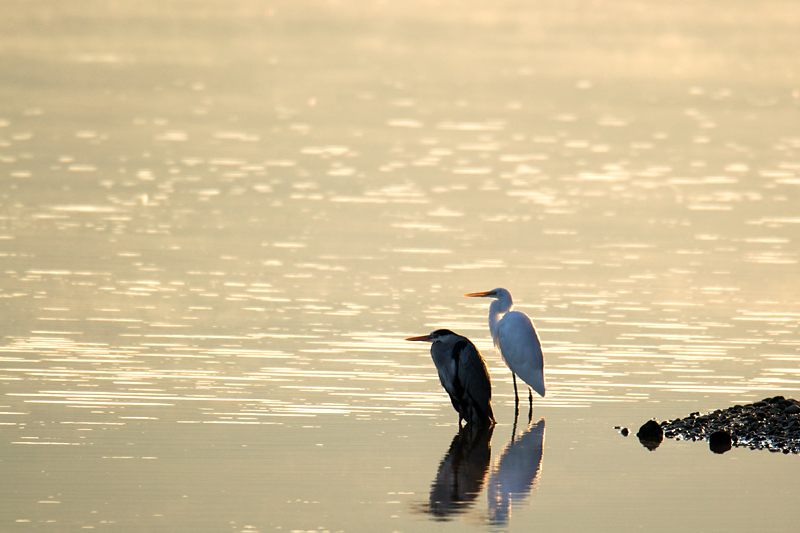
635, 396, 800, 454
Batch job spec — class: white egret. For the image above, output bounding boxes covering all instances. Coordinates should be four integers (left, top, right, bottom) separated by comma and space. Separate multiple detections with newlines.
464, 288, 545, 409
406, 329, 496, 427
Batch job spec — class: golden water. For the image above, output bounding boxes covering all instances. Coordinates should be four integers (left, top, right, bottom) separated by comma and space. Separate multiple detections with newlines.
1, 0, 800, 531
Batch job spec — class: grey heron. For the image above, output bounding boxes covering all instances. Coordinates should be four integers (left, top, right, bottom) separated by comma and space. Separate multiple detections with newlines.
406, 329, 496, 427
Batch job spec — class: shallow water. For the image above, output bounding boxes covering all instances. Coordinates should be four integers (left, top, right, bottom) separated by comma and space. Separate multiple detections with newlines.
1, 0, 800, 531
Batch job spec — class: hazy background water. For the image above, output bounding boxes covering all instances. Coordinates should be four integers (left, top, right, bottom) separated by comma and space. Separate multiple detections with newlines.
1, 0, 800, 531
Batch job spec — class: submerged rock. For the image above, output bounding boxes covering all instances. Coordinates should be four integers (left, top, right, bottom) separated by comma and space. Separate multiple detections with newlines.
651, 396, 800, 454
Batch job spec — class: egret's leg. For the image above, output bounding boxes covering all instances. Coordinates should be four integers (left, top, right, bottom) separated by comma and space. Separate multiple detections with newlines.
511, 405, 520, 442
512, 374, 520, 416
528, 387, 533, 423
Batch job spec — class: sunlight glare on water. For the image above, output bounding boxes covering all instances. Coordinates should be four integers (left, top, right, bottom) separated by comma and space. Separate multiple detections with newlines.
1, 0, 800, 531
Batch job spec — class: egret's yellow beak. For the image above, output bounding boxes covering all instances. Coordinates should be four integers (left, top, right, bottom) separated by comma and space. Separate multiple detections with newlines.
464, 290, 496, 298
405, 334, 432, 342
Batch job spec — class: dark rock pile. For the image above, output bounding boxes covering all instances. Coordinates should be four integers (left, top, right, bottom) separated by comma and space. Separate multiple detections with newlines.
657, 396, 800, 454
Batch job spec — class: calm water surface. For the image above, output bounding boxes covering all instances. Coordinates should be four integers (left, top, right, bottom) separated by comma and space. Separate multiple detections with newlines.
1, 1, 800, 531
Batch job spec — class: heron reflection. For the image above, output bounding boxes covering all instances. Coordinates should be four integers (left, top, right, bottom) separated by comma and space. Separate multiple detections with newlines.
487, 417, 546, 526
413, 423, 495, 520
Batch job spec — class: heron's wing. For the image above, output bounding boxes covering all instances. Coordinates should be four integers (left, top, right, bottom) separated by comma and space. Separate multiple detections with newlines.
434, 354, 462, 414
455, 340, 495, 423
496, 311, 545, 397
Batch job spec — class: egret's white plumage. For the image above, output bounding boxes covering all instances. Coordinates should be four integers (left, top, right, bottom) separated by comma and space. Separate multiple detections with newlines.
464, 288, 545, 404
406, 329, 496, 427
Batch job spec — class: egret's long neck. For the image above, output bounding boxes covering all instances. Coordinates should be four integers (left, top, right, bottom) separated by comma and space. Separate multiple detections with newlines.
487, 296, 512, 342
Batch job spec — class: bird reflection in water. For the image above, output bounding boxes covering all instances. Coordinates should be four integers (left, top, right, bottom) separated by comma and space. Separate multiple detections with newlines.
413, 415, 546, 526
487, 417, 546, 526
413, 423, 495, 520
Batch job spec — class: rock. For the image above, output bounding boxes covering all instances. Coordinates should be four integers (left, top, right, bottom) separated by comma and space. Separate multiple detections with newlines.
641, 397, 800, 455
620, 427, 629, 437
709, 431, 732, 454
636, 420, 664, 450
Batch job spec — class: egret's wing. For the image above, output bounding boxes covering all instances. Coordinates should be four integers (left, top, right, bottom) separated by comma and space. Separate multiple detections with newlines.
496, 311, 545, 397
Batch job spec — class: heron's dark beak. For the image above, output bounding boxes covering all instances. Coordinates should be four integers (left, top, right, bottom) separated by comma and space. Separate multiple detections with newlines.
405, 335, 432, 342
464, 290, 495, 297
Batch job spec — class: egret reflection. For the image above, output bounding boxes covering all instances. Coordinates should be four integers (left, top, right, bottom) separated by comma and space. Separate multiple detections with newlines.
414, 423, 495, 520
487, 417, 546, 526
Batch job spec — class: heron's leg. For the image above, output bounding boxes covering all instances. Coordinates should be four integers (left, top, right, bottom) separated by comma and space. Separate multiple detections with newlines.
512, 373, 520, 416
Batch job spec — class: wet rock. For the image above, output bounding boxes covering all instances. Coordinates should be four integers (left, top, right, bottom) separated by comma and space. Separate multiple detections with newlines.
620, 427, 629, 437
709, 431, 732, 454
651, 397, 800, 455
636, 420, 663, 450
